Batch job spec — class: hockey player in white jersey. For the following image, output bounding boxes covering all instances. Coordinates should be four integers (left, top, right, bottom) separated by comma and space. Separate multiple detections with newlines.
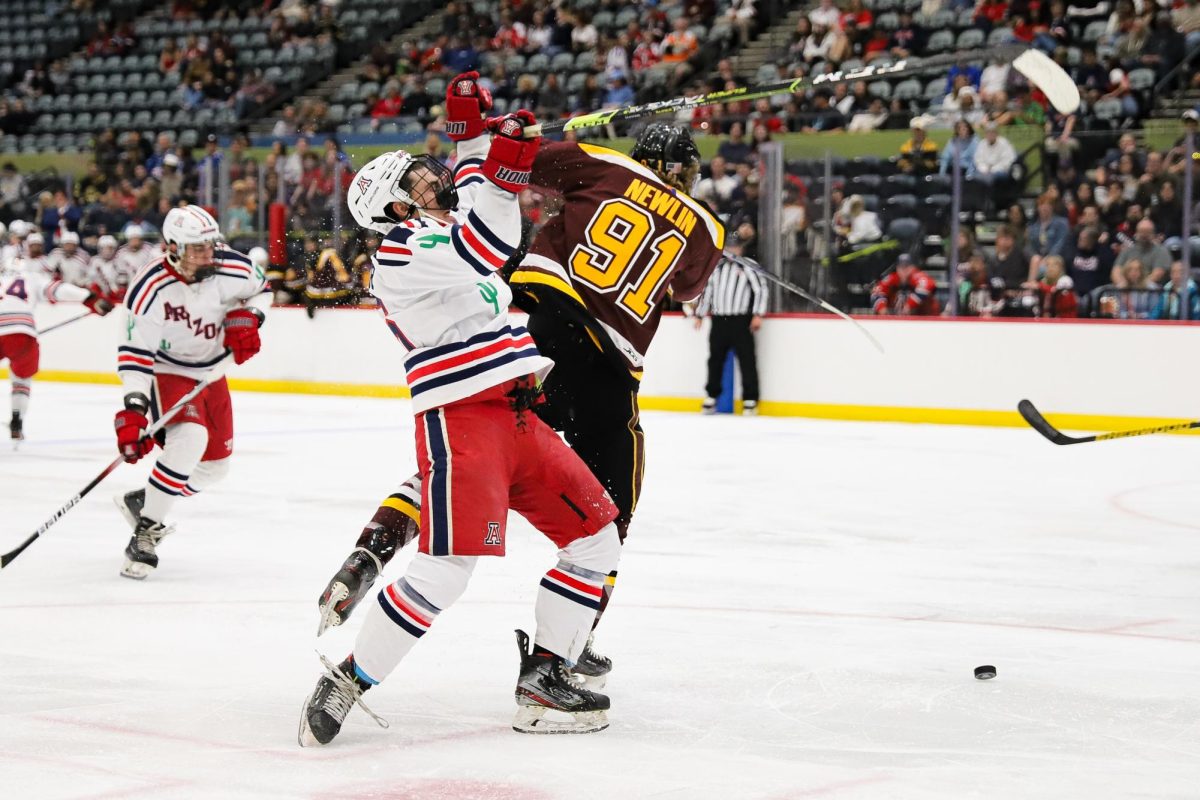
1, 220, 29, 270
48, 231, 91, 286
0, 259, 112, 441
88, 236, 124, 300
15, 231, 53, 277
299, 75, 622, 745
112, 206, 267, 579
115, 225, 157, 289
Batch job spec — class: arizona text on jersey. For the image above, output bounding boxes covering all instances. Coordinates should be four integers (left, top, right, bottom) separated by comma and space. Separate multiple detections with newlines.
118, 249, 266, 397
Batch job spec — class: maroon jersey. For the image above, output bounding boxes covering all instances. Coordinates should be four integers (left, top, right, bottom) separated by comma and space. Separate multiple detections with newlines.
511, 142, 725, 379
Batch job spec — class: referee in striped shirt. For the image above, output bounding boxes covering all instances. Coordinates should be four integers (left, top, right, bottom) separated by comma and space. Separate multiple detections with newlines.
693, 232, 769, 415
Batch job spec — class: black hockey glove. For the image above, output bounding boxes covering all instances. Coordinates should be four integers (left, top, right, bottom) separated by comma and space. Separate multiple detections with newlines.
316, 548, 383, 636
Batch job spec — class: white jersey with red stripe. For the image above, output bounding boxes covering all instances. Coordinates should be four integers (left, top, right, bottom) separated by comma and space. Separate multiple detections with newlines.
118, 248, 266, 397
89, 254, 125, 297
369, 133, 552, 414
116, 243, 159, 283
0, 264, 91, 338
49, 247, 92, 287
13, 253, 55, 278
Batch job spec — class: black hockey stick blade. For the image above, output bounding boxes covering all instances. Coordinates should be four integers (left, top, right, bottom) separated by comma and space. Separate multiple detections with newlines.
1017, 399, 1200, 445
1017, 399, 1085, 445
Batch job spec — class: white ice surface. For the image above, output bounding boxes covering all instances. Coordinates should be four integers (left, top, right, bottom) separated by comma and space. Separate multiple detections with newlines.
2, 383, 1199, 800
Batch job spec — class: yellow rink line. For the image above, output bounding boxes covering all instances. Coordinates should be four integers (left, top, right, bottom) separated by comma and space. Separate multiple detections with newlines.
4, 368, 1197, 435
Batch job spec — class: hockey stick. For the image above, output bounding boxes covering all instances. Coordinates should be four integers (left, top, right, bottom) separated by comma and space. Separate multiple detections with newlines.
37, 312, 92, 335
0, 352, 231, 569
1016, 399, 1200, 446
524, 45, 1079, 136
748, 264, 886, 354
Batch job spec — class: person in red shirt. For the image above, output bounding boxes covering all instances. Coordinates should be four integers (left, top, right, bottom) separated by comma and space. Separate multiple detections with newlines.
872, 254, 941, 315
1028, 255, 1078, 317
370, 84, 403, 118
975, 0, 1009, 29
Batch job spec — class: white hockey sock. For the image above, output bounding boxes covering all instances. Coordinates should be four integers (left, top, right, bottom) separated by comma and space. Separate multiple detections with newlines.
535, 523, 621, 665
11, 377, 31, 417
142, 422, 208, 523
352, 554, 476, 684
185, 457, 230, 494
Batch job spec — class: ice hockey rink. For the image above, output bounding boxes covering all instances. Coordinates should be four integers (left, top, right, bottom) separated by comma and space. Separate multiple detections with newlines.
2, 383, 1198, 800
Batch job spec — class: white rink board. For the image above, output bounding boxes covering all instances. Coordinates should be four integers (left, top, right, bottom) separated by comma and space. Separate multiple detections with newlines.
22, 304, 1200, 420
1, 384, 1199, 799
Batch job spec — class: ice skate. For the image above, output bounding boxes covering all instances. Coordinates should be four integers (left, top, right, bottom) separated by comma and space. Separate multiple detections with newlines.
298, 653, 387, 747
701, 398, 716, 415
120, 515, 173, 580
10, 411, 23, 448
568, 633, 612, 690
513, 629, 609, 734
742, 400, 758, 416
113, 489, 146, 528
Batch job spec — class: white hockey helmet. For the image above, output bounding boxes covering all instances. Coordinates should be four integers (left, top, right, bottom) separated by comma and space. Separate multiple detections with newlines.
98, 234, 118, 253
125, 223, 145, 241
9, 220, 29, 239
162, 206, 221, 277
60, 230, 80, 247
347, 150, 457, 233
248, 246, 268, 269
26, 231, 44, 247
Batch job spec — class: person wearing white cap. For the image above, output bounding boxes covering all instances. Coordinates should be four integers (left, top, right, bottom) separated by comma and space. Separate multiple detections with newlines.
48, 230, 91, 287
898, 117, 939, 174
116, 224, 158, 286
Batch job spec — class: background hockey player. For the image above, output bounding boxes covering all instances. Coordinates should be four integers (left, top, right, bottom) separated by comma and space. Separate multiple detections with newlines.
112, 206, 267, 579
314, 119, 725, 691
88, 235, 124, 301
16, 231, 53, 276
115, 225, 158, 287
0, 256, 112, 442
48, 231, 90, 287
299, 78, 622, 746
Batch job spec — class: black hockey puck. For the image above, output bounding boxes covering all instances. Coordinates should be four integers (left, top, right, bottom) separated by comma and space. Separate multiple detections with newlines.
974, 665, 997, 680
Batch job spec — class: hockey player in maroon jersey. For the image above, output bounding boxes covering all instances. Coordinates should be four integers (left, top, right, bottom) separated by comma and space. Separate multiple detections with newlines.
871, 253, 941, 315
315, 99, 724, 688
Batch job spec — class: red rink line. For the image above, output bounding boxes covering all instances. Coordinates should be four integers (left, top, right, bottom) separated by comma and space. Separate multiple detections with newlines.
0, 749, 191, 798
1108, 481, 1200, 533
4, 598, 1194, 644
28, 712, 497, 764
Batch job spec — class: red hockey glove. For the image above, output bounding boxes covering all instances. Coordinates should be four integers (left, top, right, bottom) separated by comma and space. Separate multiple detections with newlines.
83, 292, 113, 316
482, 111, 540, 194
444, 71, 493, 141
115, 393, 155, 464
222, 307, 264, 365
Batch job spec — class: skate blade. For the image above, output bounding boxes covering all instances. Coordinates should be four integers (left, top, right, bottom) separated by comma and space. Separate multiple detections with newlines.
120, 559, 155, 580
512, 705, 608, 734
316, 583, 350, 637
113, 494, 139, 528
297, 698, 323, 747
